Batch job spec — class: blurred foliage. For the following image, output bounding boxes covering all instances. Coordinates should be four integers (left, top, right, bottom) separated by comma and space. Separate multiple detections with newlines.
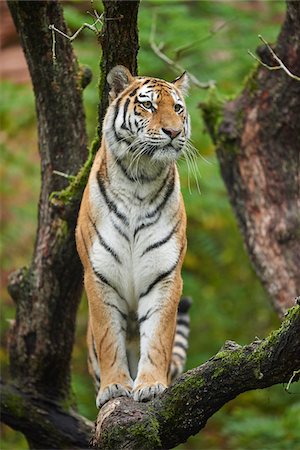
1, 1, 299, 449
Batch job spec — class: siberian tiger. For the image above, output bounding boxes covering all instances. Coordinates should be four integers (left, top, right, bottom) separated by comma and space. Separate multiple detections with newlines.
76, 65, 191, 408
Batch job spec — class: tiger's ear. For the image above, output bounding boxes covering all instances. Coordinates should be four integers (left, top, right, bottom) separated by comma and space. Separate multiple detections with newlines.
107, 65, 134, 101
172, 72, 189, 96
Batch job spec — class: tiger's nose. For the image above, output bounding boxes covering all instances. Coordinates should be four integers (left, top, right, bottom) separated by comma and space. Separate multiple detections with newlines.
162, 127, 181, 139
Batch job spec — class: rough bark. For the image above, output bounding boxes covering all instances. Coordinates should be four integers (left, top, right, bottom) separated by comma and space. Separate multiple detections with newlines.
0, 382, 93, 450
92, 305, 300, 449
7, 0, 88, 403
201, 0, 300, 317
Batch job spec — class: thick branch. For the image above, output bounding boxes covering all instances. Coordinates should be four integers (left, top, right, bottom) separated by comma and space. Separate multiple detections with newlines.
0, 382, 93, 450
201, 0, 300, 317
93, 305, 300, 449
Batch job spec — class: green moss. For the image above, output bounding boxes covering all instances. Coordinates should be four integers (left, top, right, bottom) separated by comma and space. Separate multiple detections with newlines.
2, 389, 26, 419
50, 136, 100, 208
212, 367, 225, 379
242, 63, 259, 95
129, 416, 161, 449
200, 87, 224, 143
100, 414, 161, 450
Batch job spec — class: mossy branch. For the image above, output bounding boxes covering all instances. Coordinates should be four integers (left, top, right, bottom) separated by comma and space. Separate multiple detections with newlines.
50, 137, 100, 217
92, 305, 300, 449
0, 381, 93, 450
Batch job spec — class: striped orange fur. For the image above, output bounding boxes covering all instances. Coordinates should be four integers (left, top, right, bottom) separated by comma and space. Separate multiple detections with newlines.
76, 66, 191, 407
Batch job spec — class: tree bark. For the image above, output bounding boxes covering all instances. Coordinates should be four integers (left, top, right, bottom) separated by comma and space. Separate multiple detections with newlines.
7, 0, 88, 403
92, 305, 300, 449
0, 382, 93, 450
201, 0, 300, 317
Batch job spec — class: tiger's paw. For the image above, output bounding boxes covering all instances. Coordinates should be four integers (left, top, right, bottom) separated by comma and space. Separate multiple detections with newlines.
96, 383, 132, 408
132, 382, 167, 402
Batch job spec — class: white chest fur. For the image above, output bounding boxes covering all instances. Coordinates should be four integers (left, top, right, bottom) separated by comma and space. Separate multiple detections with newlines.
88, 161, 181, 312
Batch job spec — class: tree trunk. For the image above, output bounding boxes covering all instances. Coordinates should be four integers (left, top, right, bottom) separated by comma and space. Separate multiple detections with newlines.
201, 0, 300, 317
7, 0, 88, 403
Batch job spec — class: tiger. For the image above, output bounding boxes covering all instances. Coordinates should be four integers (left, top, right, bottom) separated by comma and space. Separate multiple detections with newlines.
76, 65, 191, 408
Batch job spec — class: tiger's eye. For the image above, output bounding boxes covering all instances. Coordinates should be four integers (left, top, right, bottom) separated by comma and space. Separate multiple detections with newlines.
141, 101, 152, 109
174, 103, 182, 113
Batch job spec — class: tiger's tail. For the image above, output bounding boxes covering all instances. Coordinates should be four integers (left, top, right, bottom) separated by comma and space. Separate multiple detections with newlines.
169, 296, 192, 382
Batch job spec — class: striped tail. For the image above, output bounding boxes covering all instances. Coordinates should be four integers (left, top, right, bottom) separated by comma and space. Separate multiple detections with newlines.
169, 296, 192, 382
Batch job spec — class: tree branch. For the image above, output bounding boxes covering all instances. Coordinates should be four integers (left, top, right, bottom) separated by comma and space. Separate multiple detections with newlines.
0, 382, 93, 450
92, 305, 300, 449
248, 34, 300, 81
149, 12, 215, 89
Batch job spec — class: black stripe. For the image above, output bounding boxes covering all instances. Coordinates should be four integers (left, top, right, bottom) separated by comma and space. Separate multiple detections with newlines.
92, 338, 98, 358
140, 244, 184, 299
97, 172, 129, 226
113, 221, 130, 243
103, 301, 127, 321
110, 348, 118, 368
175, 329, 188, 339
133, 212, 161, 239
144, 166, 175, 219
122, 98, 130, 127
138, 307, 160, 324
174, 341, 188, 351
129, 87, 139, 97
149, 168, 171, 204
140, 262, 177, 299
93, 267, 127, 306
172, 352, 185, 361
88, 214, 121, 264
177, 318, 189, 327
141, 220, 180, 256
113, 98, 121, 124
147, 352, 158, 367
80, 229, 127, 305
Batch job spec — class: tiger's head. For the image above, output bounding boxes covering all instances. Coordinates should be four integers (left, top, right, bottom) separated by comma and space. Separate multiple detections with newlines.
103, 65, 190, 168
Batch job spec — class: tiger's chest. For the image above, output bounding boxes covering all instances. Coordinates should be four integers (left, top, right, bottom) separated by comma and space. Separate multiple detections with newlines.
89, 173, 181, 310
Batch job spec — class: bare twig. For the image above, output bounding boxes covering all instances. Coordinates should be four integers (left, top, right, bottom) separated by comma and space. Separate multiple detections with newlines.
285, 369, 300, 392
248, 34, 300, 81
150, 13, 215, 89
53, 170, 75, 181
49, 9, 123, 62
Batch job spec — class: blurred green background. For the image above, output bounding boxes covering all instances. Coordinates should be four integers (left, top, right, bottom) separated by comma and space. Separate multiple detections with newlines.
1, 1, 299, 449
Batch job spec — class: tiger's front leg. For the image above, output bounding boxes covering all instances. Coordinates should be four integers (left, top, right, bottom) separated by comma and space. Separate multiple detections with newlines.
84, 270, 133, 408
132, 274, 182, 401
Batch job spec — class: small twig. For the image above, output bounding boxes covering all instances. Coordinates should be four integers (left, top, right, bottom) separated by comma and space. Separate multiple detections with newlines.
49, 8, 123, 62
53, 170, 75, 182
150, 13, 215, 90
285, 369, 300, 392
49, 17, 102, 43
248, 34, 300, 81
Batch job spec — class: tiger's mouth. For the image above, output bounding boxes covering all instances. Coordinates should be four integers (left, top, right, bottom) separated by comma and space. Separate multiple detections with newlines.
142, 142, 184, 158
